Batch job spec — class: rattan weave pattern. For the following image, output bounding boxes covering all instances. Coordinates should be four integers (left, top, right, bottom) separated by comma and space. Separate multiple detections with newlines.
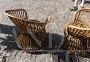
72, 54, 90, 62
61, 9, 90, 52
5, 9, 50, 51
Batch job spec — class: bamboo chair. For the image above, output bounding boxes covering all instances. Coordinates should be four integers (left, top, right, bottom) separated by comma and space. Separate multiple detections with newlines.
5, 9, 51, 51
61, 9, 90, 52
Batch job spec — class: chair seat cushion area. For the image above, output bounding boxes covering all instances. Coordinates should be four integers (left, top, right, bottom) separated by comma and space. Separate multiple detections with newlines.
67, 21, 90, 38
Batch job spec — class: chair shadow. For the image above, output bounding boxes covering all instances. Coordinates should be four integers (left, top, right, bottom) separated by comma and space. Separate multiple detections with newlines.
0, 24, 20, 50
0, 24, 68, 61
48, 33, 64, 49
0, 24, 64, 51
31, 33, 65, 62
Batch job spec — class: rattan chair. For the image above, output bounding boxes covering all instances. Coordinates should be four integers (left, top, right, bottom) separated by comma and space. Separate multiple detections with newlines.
61, 8, 90, 52
5, 9, 51, 51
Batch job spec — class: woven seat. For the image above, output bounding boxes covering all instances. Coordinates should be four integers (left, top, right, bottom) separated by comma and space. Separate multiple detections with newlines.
67, 21, 90, 38
61, 9, 90, 52
5, 9, 51, 51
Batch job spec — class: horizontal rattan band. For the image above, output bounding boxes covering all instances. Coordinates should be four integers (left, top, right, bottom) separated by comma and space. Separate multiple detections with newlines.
68, 25, 90, 30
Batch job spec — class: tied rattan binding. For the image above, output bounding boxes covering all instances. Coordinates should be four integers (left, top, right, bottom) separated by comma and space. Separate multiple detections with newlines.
61, 9, 90, 53
5, 9, 51, 51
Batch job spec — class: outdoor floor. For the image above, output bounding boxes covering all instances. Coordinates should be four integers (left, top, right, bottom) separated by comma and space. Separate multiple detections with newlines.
0, 0, 90, 62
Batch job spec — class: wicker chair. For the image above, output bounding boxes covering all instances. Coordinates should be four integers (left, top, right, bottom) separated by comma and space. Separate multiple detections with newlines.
5, 9, 51, 51
61, 8, 90, 52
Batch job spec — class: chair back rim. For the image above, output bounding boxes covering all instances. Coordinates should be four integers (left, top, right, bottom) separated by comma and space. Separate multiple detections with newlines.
4, 9, 51, 24
74, 8, 90, 22
68, 25, 90, 30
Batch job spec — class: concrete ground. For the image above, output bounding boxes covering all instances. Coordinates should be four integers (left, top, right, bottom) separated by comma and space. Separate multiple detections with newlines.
0, 0, 90, 62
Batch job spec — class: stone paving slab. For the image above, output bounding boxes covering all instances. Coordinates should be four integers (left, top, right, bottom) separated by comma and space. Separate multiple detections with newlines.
0, 0, 90, 62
